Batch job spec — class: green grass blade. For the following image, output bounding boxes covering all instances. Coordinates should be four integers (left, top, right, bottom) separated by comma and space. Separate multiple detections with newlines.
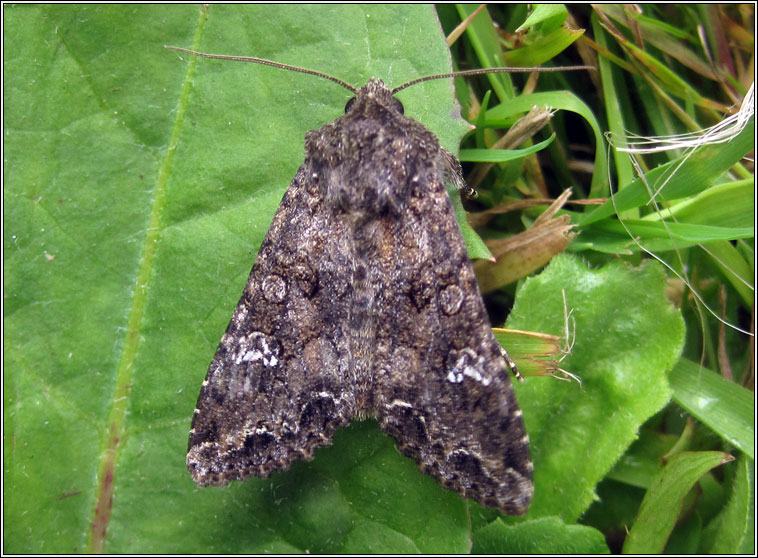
579, 116, 754, 226
460, 134, 555, 162
623, 451, 734, 554
701, 454, 754, 553
669, 358, 754, 459
483, 90, 607, 197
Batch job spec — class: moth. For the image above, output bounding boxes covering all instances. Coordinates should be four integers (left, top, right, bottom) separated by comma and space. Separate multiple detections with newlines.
170, 46, 549, 515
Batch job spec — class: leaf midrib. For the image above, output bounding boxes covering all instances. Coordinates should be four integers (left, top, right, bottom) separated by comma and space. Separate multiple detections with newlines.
86, 5, 210, 553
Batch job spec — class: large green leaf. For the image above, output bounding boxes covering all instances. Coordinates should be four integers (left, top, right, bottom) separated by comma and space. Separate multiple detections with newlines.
3, 4, 472, 553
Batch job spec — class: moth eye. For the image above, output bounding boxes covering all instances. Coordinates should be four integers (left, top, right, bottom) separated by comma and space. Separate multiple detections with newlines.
392, 97, 404, 115
345, 97, 356, 113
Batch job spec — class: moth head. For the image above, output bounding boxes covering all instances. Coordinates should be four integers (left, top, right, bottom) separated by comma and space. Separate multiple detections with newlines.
345, 78, 405, 116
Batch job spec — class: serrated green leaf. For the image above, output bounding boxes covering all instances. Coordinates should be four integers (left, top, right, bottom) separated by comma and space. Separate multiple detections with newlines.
472, 516, 609, 554
506, 254, 685, 521
8, 4, 746, 555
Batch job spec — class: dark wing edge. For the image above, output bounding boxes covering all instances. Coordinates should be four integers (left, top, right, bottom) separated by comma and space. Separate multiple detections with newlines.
187, 166, 357, 486
374, 161, 534, 514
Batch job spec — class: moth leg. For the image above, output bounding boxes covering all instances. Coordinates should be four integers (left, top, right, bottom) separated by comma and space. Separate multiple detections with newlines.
499, 344, 524, 382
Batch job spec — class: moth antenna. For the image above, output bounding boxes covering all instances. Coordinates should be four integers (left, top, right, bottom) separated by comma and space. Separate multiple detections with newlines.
392, 65, 593, 94
164, 46, 358, 94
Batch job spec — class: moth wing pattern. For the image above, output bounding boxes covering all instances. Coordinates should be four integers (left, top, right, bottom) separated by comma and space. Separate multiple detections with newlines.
338, 104, 533, 513
187, 77, 534, 514
311, 80, 532, 514
371, 152, 534, 514
187, 165, 358, 486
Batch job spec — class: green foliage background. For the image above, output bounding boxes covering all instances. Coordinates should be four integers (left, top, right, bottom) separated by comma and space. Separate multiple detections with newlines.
3, 4, 753, 554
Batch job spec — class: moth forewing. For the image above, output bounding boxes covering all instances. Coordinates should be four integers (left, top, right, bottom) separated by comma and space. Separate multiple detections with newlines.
175, 47, 534, 515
